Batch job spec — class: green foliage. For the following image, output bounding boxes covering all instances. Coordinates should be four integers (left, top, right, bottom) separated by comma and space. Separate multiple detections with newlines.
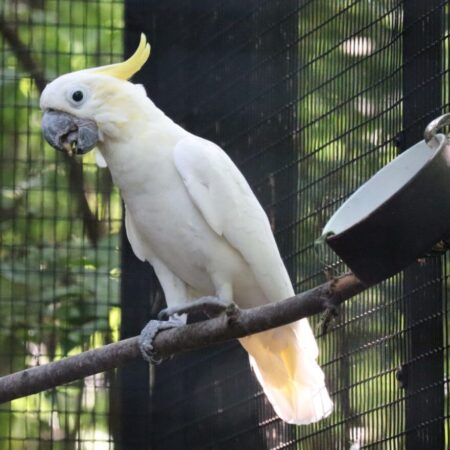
295, 0, 403, 284
0, 0, 124, 447
292, 1, 407, 448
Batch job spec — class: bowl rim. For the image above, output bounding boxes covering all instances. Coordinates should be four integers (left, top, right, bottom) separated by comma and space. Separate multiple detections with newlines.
322, 133, 447, 240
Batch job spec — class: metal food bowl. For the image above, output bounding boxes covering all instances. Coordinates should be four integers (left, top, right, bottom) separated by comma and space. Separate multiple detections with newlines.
321, 114, 450, 285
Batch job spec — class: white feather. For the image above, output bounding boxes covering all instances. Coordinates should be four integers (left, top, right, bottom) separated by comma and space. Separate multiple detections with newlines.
95, 149, 108, 168
173, 136, 296, 305
40, 71, 333, 424
173, 136, 333, 423
124, 205, 146, 261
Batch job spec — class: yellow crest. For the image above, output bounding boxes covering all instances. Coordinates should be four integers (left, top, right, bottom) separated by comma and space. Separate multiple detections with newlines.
91, 33, 150, 80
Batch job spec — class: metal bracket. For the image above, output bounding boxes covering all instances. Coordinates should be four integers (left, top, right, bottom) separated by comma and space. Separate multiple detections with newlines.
424, 112, 450, 145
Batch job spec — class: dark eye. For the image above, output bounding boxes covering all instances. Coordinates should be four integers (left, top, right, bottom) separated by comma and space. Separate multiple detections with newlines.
72, 90, 84, 102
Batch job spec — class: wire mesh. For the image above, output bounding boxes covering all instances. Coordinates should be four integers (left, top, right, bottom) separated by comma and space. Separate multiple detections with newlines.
127, 0, 449, 449
0, 0, 449, 449
0, 1, 123, 449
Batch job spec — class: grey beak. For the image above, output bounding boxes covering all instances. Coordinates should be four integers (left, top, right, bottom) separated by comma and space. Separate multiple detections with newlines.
42, 110, 99, 155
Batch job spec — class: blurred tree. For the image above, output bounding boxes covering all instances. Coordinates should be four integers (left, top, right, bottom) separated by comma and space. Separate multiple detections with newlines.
0, 0, 124, 448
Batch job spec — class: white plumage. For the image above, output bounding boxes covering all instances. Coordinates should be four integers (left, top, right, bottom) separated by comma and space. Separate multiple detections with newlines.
39, 35, 333, 424
100, 112, 333, 424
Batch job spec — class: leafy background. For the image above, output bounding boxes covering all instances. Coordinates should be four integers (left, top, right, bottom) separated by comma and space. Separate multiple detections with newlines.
0, 0, 123, 448
143, 1, 449, 448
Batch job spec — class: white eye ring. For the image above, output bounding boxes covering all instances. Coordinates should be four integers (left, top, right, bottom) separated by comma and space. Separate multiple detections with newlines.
67, 87, 88, 107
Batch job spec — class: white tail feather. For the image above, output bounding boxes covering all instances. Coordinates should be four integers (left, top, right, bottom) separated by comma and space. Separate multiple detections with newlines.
239, 319, 333, 425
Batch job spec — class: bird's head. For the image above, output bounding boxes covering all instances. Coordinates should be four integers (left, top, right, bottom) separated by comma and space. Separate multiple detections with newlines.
40, 34, 150, 156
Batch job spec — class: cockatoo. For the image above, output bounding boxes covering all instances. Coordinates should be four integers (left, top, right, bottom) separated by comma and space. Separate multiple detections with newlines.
40, 34, 333, 424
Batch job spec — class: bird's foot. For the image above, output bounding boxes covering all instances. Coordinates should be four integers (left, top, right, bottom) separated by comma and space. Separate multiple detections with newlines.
139, 316, 184, 364
318, 303, 339, 336
158, 296, 232, 320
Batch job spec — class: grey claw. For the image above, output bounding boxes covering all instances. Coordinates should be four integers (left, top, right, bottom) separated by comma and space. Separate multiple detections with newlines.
156, 297, 231, 320
200, 296, 230, 317
317, 303, 339, 336
139, 319, 181, 364
157, 309, 169, 321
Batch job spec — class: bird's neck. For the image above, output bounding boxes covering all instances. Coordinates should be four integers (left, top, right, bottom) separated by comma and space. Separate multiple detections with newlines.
96, 102, 187, 197
96, 95, 165, 141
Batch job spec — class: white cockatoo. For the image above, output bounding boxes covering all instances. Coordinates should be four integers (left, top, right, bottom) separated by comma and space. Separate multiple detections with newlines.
40, 34, 333, 424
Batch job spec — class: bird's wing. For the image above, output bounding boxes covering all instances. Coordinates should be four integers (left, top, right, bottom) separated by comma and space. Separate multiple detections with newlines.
124, 206, 146, 262
95, 149, 108, 168
173, 136, 294, 303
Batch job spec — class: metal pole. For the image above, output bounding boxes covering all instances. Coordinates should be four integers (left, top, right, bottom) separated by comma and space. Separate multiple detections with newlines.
401, 1, 444, 448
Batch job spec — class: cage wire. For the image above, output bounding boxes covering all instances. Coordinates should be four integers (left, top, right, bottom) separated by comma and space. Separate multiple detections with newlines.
1, 0, 450, 449
136, 0, 449, 449
0, 1, 123, 449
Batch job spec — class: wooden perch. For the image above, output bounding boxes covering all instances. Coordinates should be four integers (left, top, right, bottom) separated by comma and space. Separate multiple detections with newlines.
0, 272, 367, 403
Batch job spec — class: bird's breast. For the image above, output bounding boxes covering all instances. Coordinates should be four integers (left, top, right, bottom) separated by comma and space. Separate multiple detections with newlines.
124, 180, 223, 293
102, 141, 268, 306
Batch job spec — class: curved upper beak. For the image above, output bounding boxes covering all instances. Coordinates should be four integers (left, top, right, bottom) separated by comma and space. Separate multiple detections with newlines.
42, 110, 99, 156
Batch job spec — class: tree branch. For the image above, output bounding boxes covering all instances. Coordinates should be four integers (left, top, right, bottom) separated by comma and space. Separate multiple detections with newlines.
0, 17, 105, 245
0, 272, 368, 403
0, 18, 47, 92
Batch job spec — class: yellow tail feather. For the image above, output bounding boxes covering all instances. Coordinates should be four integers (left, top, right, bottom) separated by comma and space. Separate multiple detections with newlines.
239, 319, 333, 425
